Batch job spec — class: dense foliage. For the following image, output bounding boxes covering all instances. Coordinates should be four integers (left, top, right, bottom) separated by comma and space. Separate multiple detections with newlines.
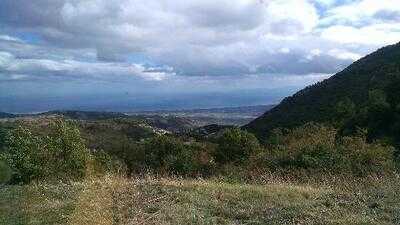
339, 79, 400, 153
245, 42, 400, 145
142, 136, 215, 175
215, 128, 261, 164
0, 117, 398, 184
253, 123, 395, 176
0, 120, 90, 184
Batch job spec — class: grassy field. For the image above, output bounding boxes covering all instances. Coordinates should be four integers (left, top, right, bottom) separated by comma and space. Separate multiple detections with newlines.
1, 175, 399, 225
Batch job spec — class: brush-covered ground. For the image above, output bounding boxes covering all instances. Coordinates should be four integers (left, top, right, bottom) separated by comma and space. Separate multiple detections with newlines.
1, 175, 399, 225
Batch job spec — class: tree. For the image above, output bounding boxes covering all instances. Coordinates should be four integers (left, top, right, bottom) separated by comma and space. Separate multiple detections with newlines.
215, 128, 261, 164
46, 119, 90, 180
1, 126, 45, 183
1, 119, 90, 184
0, 160, 12, 184
144, 135, 194, 175
335, 97, 356, 124
0, 126, 8, 150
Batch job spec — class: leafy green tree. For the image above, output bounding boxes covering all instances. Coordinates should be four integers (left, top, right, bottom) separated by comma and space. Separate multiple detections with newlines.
335, 97, 356, 125
368, 89, 390, 112
0, 126, 8, 150
45, 119, 90, 180
144, 135, 195, 175
0, 160, 12, 184
1, 126, 45, 183
215, 128, 261, 164
1, 119, 90, 183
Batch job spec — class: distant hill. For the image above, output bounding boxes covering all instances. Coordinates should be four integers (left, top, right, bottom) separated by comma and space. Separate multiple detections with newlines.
1, 106, 273, 133
131, 105, 275, 126
0, 110, 196, 134
132, 105, 273, 114
0, 112, 17, 119
41, 110, 128, 120
245, 42, 400, 143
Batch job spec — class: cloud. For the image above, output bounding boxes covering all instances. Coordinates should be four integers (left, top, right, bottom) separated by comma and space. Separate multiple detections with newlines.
0, 51, 174, 82
0, 35, 23, 43
0, 0, 339, 77
327, 49, 362, 61
320, 24, 400, 45
321, 0, 400, 24
0, 0, 399, 112
319, 0, 400, 46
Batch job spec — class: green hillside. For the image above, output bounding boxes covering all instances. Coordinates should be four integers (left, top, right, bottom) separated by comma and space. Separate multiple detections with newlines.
245, 42, 400, 144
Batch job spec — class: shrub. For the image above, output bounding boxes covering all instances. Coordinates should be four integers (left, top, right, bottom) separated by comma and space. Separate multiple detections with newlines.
89, 150, 126, 176
338, 136, 395, 176
143, 135, 215, 176
0, 126, 8, 150
46, 119, 90, 180
144, 136, 193, 175
215, 128, 261, 164
186, 142, 216, 176
100, 135, 145, 175
259, 123, 339, 172
0, 160, 12, 184
1, 119, 90, 184
1, 126, 46, 183
254, 123, 396, 176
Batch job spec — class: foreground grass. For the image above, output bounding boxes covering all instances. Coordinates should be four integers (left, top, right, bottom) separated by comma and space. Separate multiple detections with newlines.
1, 175, 399, 225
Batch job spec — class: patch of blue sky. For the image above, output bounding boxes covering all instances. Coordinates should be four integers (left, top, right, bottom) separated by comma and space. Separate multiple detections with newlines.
125, 52, 153, 64
15, 32, 43, 44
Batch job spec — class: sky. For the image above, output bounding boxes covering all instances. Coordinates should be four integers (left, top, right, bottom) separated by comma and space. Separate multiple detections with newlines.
1, 0, 400, 113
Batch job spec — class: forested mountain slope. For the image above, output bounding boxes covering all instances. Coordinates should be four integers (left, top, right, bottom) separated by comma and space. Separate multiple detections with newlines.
245, 42, 400, 143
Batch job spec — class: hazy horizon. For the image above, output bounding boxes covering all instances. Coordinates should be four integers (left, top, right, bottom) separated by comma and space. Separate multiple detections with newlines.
1, 86, 299, 114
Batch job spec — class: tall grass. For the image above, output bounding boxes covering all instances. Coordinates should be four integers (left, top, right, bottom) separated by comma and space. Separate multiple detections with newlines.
1, 174, 399, 225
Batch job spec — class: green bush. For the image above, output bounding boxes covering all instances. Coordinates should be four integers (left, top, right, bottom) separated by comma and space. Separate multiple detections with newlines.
1, 119, 90, 184
338, 136, 395, 176
90, 150, 126, 176
0, 160, 12, 184
143, 135, 214, 176
0, 126, 8, 150
1, 125, 46, 183
254, 123, 395, 176
215, 128, 261, 164
259, 123, 339, 171
143, 135, 192, 175
99, 135, 145, 175
186, 142, 216, 176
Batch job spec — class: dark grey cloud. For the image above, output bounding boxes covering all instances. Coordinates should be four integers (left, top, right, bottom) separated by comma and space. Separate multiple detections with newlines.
0, 0, 65, 29
182, 2, 264, 30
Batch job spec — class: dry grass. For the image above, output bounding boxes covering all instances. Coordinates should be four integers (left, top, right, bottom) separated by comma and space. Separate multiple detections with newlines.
1, 175, 399, 225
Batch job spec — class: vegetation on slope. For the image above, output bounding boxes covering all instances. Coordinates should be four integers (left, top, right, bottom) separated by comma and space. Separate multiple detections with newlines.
1, 119, 397, 185
245, 42, 400, 146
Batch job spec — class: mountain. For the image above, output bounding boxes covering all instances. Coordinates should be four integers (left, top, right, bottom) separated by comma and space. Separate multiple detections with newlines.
245, 42, 400, 141
41, 110, 128, 120
0, 112, 17, 119
131, 105, 275, 126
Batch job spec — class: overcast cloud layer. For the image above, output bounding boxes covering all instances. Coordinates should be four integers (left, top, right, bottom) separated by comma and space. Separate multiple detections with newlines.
1, 0, 400, 112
